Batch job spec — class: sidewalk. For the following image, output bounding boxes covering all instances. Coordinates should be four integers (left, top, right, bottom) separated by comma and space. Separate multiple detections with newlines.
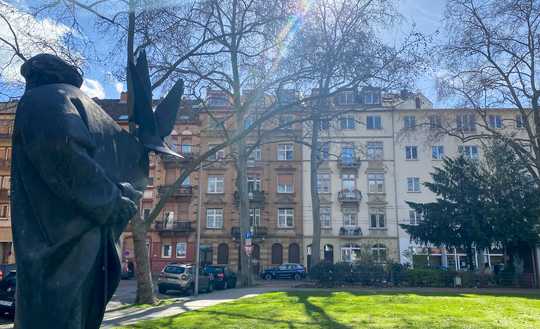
101, 286, 282, 328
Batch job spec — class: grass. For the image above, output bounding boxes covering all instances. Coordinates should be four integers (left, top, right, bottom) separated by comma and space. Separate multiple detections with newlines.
114, 290, 540, 329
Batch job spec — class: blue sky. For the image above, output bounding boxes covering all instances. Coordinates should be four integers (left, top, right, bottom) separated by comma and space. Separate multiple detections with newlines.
1, 0, 448, 103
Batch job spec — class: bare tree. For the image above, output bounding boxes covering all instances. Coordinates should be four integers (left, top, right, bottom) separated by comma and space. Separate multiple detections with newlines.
436, 0, 540, 183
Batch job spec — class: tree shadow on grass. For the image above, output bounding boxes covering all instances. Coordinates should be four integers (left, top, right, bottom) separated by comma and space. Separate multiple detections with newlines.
294, 294, 351, 329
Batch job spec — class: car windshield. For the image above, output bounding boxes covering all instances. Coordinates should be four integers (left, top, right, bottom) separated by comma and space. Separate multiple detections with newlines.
164, 266, 186, 274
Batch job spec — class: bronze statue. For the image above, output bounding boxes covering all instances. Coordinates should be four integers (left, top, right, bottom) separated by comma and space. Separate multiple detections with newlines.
11, 53, 183, 328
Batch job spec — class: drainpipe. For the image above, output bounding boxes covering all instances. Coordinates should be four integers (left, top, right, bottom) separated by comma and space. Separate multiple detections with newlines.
391, 108, 401, 262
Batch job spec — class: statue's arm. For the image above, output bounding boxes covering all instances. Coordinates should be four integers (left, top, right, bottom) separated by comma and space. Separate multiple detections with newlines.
19, 96, 122, 225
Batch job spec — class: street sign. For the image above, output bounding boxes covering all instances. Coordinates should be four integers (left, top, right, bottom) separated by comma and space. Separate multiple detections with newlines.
244, 231, 253, 240
245, 245, 253, 256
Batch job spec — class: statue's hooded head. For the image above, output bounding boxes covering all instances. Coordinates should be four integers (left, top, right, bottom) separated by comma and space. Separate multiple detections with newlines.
21, 54, 83, 90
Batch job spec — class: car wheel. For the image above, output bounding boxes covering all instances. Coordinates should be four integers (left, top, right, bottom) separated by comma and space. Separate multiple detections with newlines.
293, 273, 301, 281
264, 273, 272, 280
158, 285, 167, 294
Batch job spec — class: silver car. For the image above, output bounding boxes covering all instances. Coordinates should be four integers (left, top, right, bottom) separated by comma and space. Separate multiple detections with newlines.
157, 264, 214, 295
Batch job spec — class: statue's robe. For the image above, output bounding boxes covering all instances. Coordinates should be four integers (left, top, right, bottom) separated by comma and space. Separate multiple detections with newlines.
11, 83, 148, 329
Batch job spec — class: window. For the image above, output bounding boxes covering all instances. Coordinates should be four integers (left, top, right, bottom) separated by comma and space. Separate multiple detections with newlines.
176, 243, 187, 258
458, 145, 479, 160
429, 114, 442, 129
403, 115, 416, 129
321, 207, 331, 228
407, 177, 421, 192
432, 146, 444, 160
516, 114, 526, 128
341, 243, 361, 262
248, 145, 262, 161
163, 211, 175, 226
143, 208, 151, 219
0, 205, 9, 219
162, 244, 172, 258
248, 176, 261, 192
288, 243, 300, 263
277, 144, 294, 160
366, 115, 382, 129
208, 144, 225, 161
341, 174, 356, 191
320, 119, 330, 130
456, 114, 476, 132
368, 173, 384, 193
277, 208, 294, 228
0, 176, 10, 190
337, 90, 355, 105
340, 144, 355, 162
317, 173, 331, 193
208, 95, 229, 107
409, 209, 422, 225
364, 91, 380, 105
207, 175, 224, 193
179, 143, 193, 155
250, 208, 261, 226
321, 142, 330, 160
488, 115, 502, 129
369, 208, 386, 228
371, 244, 387, 263
143, 190, 154, 199
244, 115, 255, 129
181, 176, 191, 186
206, 208, 224, 228
277, 174, 294, 193
343, 211, 358, 227
367, 142, 383, 160
340, 115, 355, 129
405, 146, 418, 160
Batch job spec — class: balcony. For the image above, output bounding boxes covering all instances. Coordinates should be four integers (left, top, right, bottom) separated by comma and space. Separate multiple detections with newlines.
158, 185, 193, 198
234, 190, 266, 205
161, 148, 199, 168
338, 156, 361, 169
231, 226, 268, 239
338, 189, 362, 203
155, 221, 194, 236
339, 227, 362, 237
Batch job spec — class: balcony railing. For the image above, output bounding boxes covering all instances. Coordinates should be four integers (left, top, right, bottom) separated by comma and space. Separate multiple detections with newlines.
158, 185, 193, 198
155, 221, 194, 235
339, 227, 362, 237
338, 189, 362, 203
234, 190, 266, 205
338, 156, 361, 169
231, 226, 268, 239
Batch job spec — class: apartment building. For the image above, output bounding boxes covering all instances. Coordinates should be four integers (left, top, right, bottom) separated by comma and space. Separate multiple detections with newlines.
0, 101, 14, 264
302, 87, 538, 274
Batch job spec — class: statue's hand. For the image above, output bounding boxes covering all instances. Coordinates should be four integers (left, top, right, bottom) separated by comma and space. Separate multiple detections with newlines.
118, 182, 143, 203
113, 196, 138, 225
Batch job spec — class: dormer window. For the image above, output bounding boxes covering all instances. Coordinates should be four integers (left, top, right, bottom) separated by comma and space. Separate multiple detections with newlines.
337, 91, 355, 105
364, 90, 380, 105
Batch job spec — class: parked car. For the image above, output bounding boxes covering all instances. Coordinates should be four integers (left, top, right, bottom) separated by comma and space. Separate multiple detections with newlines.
204, 265, 237, 289
157, 264, 214, 295
0, 270, 15, 317
261, 263, 306, 280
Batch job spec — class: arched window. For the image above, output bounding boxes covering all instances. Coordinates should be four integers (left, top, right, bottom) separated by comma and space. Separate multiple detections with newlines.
217, 243, 229, 264
271, 243, 283, 264
288, 243, 300, 263
341, 243, 361, 262
371, 244, 387, 263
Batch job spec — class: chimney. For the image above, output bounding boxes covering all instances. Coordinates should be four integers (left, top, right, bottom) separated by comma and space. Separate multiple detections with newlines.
120, 91, 128, 103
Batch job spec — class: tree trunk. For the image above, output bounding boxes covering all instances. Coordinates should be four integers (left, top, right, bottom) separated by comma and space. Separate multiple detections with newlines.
310, 112, 322, 268
235, 143, 251, 287
132, 217, 156, 304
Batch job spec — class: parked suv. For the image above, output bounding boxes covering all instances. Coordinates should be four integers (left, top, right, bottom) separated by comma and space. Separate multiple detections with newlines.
204, 265, 237, 289
157, 264, 214, 295
261, 263, 306, 280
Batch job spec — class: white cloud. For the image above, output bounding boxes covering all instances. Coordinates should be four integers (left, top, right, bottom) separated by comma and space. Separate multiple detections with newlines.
0, 1, 80, 84
115, 82, 124, 94
81, 78, 106, 99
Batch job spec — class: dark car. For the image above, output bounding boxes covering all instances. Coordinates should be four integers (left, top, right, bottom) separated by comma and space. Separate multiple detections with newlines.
0, 270, 15, 317
157, 264, 214, 295
261, 263, 306, 280
204, 265, 237, 289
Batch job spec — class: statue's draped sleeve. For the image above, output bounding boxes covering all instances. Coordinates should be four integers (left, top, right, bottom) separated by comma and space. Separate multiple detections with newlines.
18, 94, 121, 225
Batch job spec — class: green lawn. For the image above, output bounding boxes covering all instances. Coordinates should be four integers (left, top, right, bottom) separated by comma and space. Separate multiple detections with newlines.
116, 290, 540, 329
